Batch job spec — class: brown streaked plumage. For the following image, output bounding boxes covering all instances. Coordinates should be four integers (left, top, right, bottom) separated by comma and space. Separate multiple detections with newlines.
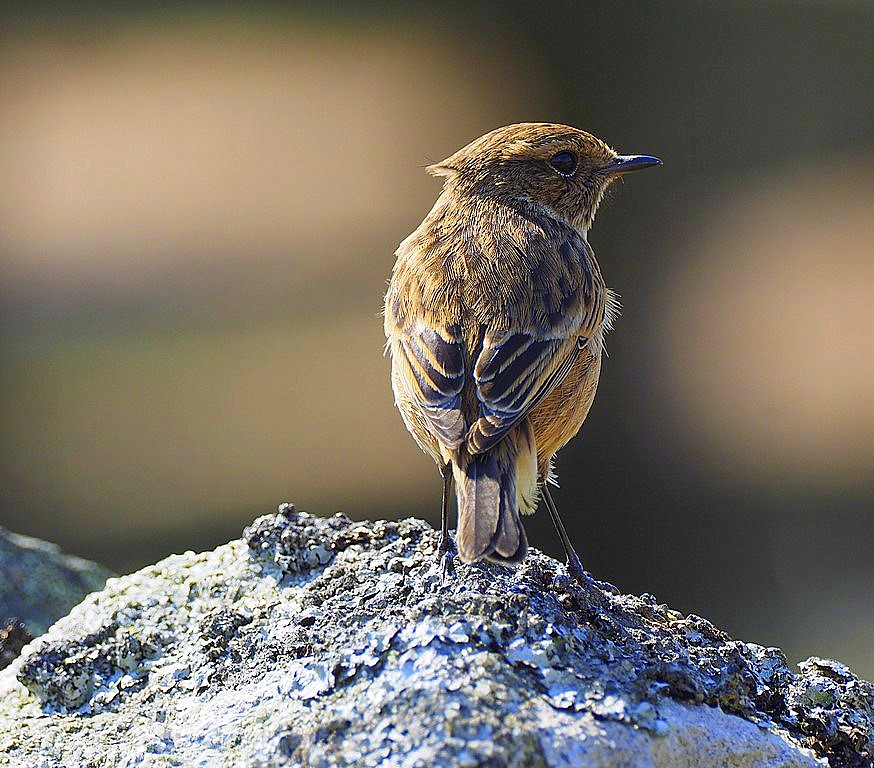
384, 122, 660, 582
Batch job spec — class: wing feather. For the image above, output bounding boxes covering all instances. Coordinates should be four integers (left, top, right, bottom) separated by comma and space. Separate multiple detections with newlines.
390, 323, 467, 447
467, 334, 582, 454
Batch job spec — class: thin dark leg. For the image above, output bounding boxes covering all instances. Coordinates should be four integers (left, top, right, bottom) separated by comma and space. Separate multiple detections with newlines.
541, 484, 585, 583
437, 462, 456, 581
542, 484, 618, 593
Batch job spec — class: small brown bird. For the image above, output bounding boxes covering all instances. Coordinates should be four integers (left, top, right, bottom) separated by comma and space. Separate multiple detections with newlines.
384, 123, 660, 583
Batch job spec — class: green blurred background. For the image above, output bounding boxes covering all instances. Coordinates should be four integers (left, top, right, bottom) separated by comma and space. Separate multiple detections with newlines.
1, 1, 872, 677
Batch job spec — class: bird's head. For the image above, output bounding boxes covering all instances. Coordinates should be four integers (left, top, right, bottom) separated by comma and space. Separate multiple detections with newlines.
428, 122, 660, 232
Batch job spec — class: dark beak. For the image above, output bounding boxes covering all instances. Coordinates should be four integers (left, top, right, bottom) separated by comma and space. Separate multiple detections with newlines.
603, 154, 662, 175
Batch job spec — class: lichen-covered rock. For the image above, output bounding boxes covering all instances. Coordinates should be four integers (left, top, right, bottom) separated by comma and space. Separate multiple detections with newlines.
0, 505, 871, 767
16, 621, 161, 711
0, 526, 113, 637
0, 620, 32, 672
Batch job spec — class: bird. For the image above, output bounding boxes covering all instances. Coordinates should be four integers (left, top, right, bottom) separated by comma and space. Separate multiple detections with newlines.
383, 122, 660, 584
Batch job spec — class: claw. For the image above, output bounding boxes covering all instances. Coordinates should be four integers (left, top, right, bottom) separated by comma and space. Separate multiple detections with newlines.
439, 550, 456, 583
590, 576, 620, 595
436, 531, 457, 584
561, 552, 620, 595
551, 572, 571, 591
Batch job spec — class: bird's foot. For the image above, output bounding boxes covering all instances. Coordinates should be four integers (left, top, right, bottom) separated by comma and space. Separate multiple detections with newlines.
589, 575, 620, 596
436, 533, 457, 584
439, 550, 456, 583
555, 553, 620, 595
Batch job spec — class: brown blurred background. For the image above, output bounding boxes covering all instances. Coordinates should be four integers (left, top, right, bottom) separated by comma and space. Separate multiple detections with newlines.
1, 2, 872, 677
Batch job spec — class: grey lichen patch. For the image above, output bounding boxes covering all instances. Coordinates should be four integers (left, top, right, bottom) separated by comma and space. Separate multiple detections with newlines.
17, 621, 162, 713
243, 504, 396, 575
0, 506, 870, 768
785, 657, 874, 767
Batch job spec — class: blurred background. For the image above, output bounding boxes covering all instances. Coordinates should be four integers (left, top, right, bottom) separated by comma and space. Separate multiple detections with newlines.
1, 1, 872, 677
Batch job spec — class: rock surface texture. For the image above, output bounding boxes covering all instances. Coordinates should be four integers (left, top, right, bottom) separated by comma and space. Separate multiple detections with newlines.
0, 506, 871, 767
0, 527, 113, 642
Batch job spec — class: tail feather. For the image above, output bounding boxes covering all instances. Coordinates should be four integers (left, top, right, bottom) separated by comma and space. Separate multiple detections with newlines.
454, 451, 528, 565
491, 488, 528, 562
455, 453, 500, 561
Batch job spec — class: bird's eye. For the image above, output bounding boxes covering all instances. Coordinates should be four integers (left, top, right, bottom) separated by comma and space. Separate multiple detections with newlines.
549, 151, 578, 177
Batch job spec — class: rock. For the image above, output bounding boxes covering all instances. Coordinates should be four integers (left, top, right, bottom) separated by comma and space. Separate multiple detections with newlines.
0, 526, 113, 640
0, 505, 871, 767
0, 620, 32, 672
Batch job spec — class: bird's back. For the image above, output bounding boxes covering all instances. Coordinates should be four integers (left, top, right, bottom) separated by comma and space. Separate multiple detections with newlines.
385, 190, 607, 462
389, 192, 598, 335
